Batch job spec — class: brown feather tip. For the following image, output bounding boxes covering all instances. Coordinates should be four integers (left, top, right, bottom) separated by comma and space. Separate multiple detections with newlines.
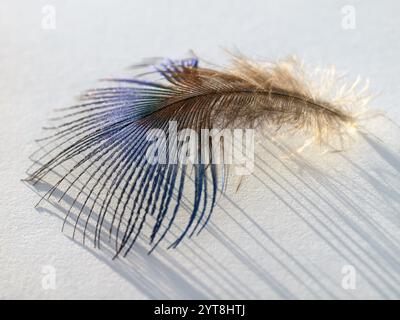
165, 53, 373, 150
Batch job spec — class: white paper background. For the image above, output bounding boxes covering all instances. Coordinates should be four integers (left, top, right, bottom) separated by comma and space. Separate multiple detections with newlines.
1, 0, 400, 299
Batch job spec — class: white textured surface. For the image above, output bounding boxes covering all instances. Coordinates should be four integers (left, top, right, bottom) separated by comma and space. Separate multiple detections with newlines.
1, 0, 400, 299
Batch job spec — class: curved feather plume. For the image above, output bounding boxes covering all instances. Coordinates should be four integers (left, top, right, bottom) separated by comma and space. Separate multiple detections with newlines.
25, 53, 370, 257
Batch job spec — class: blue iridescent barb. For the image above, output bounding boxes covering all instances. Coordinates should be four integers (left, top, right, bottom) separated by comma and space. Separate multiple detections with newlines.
27, 57, 222, 257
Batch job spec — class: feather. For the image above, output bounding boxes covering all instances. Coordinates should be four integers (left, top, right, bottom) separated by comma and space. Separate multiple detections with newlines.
25, 53, 371, 257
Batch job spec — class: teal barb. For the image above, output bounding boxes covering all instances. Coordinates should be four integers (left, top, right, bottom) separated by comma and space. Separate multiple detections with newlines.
27, 57, 221, 257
